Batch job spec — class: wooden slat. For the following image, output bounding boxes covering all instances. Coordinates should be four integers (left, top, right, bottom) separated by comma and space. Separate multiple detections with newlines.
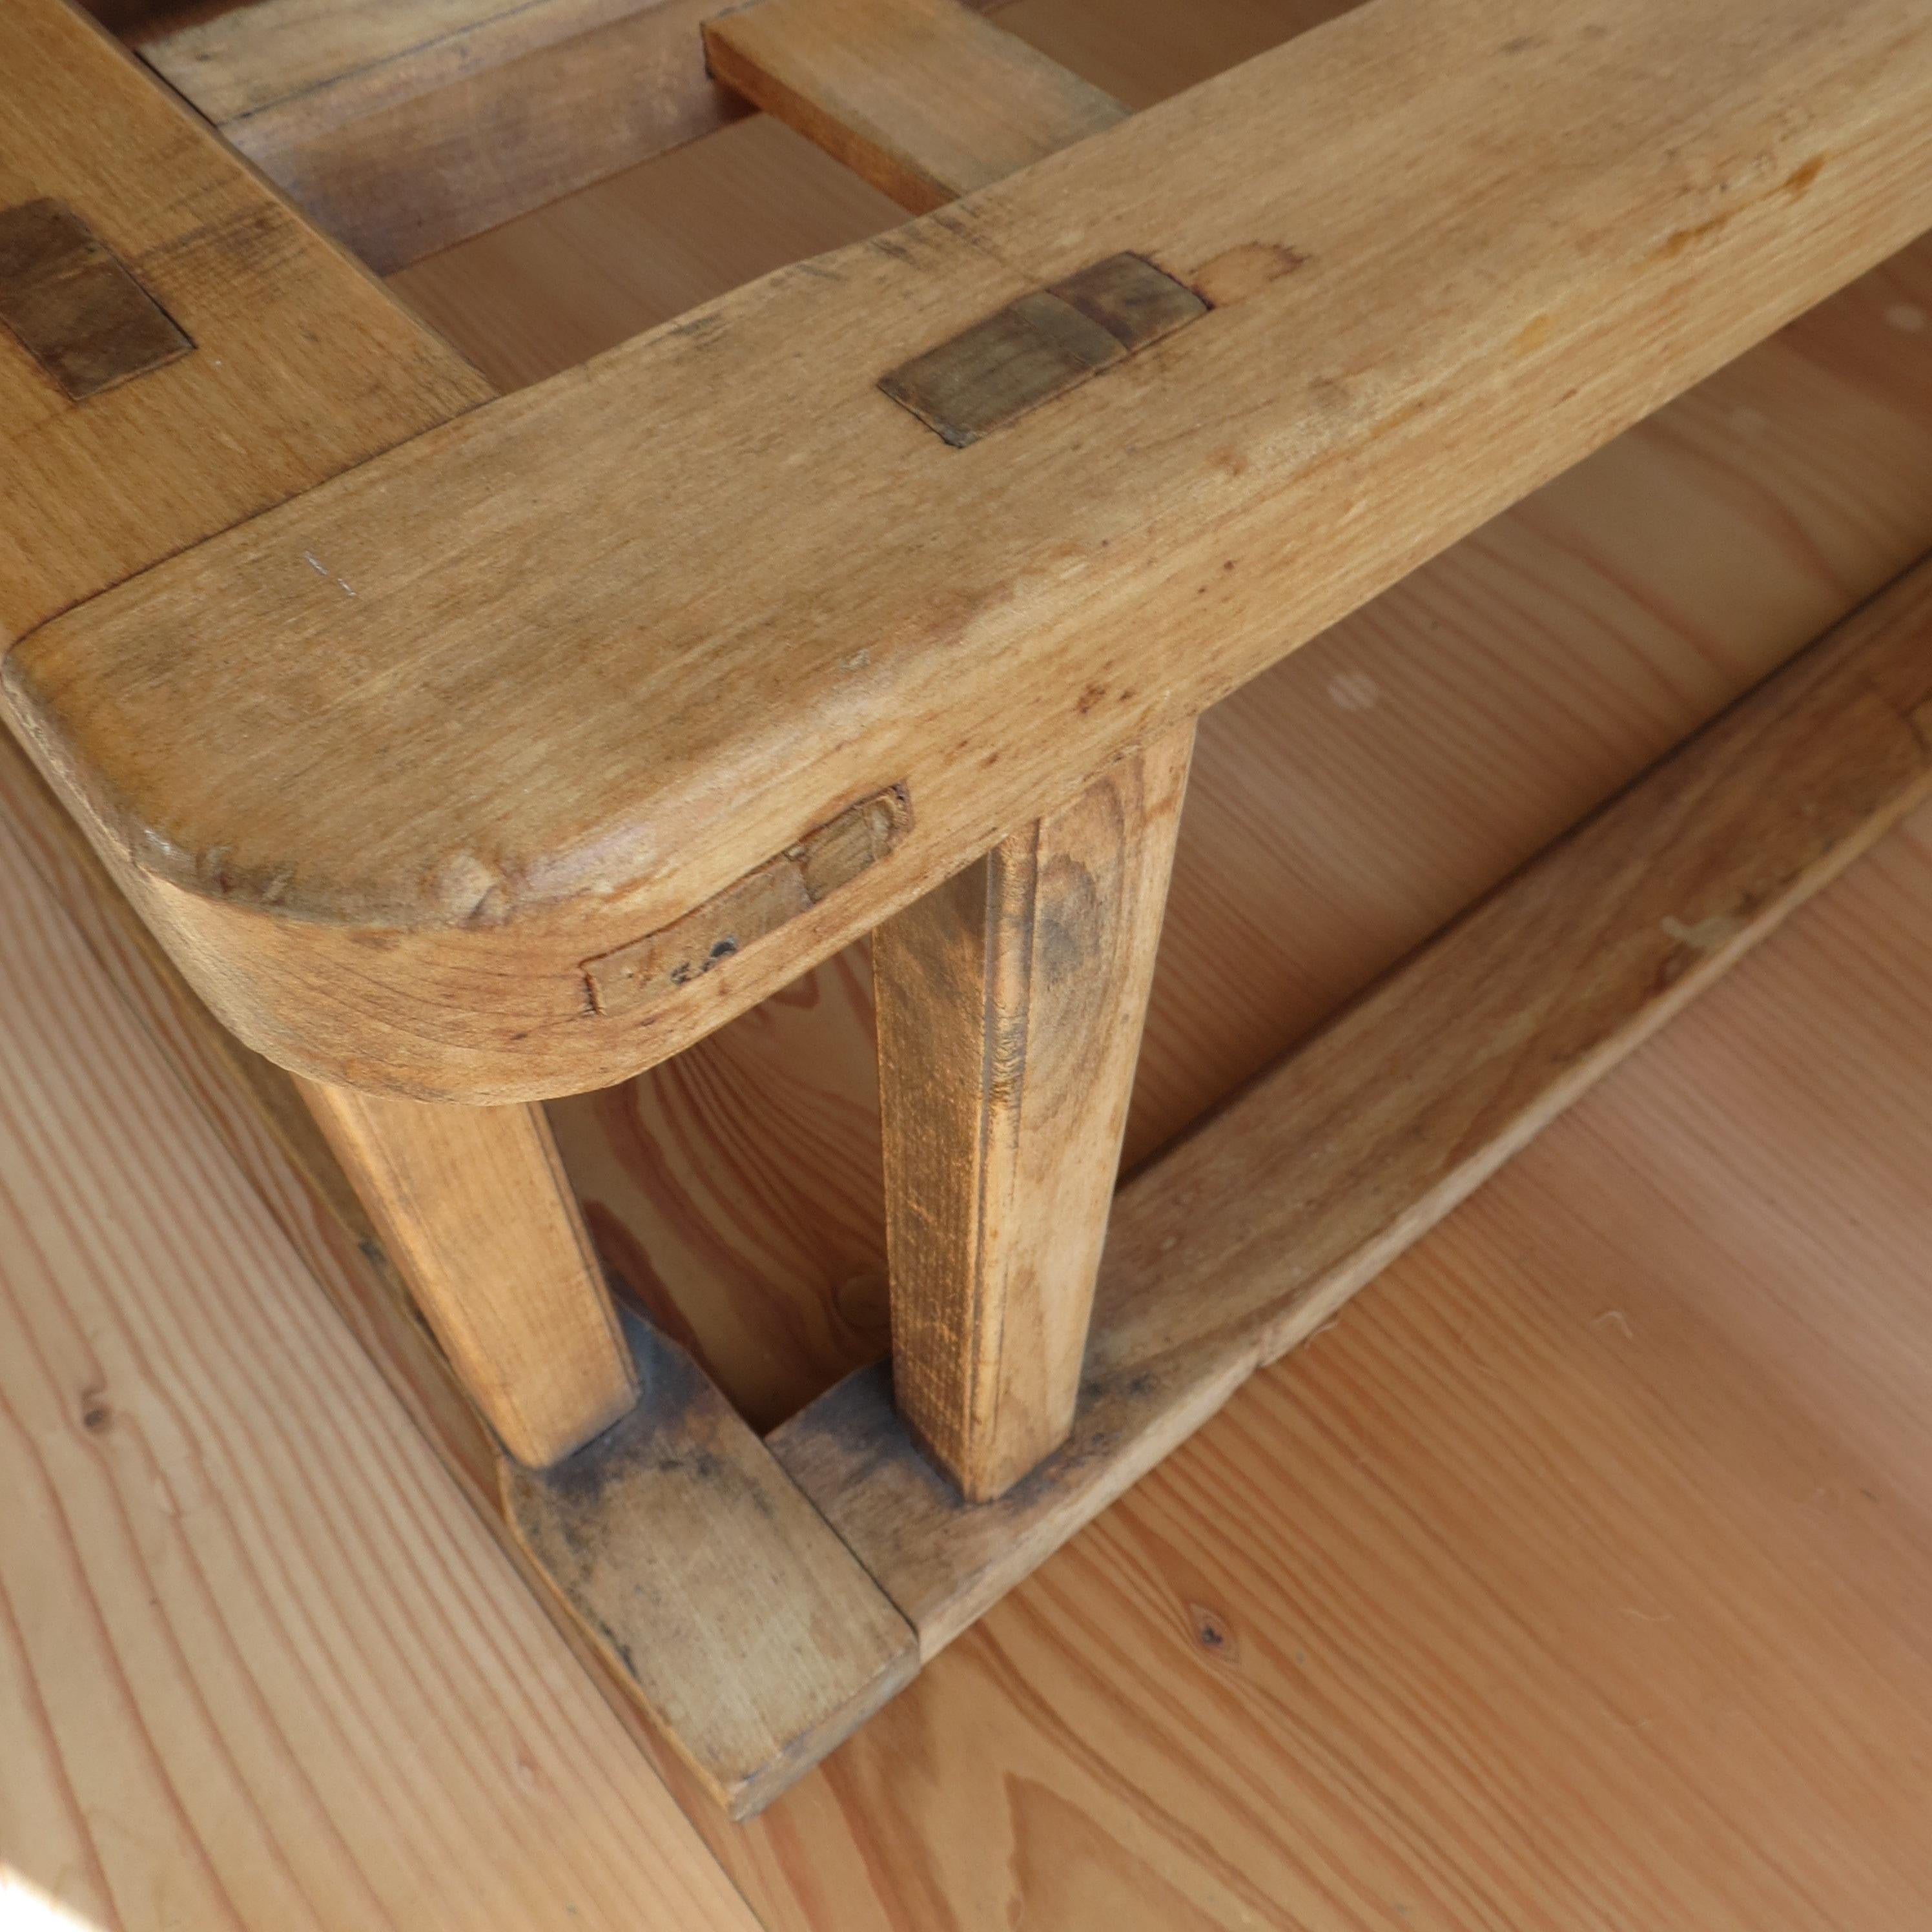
296, 1080, 639, 1467
15, 0, 1931, 1103
141, 0, 752, 273
704, 0, 1124, 212
504, 1313, 918, 1818
876, 727, 1191, 1499
770, 555, 1932, 1656
0, 0, 488, 645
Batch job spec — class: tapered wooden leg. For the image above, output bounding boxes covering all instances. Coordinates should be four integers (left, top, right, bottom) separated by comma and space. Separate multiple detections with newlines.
297, 1082, 637, 1467
874, 724, 1195, 1501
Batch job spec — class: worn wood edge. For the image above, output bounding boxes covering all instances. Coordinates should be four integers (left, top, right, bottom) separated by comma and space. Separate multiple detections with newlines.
140, 0, 1017, 271
502, 1310, 919, 1818
703, 7, 950, 214
19, 0, 1932, 1104
0, 728, 913, 1820
770, 555, 1932, 1659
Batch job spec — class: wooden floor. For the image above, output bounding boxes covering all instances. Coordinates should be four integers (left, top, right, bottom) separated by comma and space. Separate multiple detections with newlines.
14, 621, 1932, 1932
12, 0, 1932, 1925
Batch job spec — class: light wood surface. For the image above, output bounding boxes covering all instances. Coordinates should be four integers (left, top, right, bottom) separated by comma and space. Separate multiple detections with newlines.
296, 1082, 637, 1467
513, 19, 1932, 1432
17, 0, 1932, 1919
876, 728, 1192, 1499
0, 728, 506, 1508
0, 779, 760, 1931
0, 0, 487, 646
775, 554, 1932, 1655
706, 0, 1124, 211
17, 586, 1932, 1929
136, 0, 1029, 272
736, 814, 1932, 1929
19, 0, 1932, 1103
1, 724, 917, 1818
389, 111, 905, 394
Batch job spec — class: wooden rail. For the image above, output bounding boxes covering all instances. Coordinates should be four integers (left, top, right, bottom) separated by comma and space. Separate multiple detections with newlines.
777, 557, 1932, 1653
12, 0, 1932, 1105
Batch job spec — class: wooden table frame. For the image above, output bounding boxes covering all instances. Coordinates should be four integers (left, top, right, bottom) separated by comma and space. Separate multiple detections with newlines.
5, 0, 1932, 1816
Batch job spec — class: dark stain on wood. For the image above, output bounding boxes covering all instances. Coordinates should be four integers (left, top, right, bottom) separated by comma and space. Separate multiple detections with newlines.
881, 253, 1208, 447
582, 785, 911, 1018
0, 199, 192, 400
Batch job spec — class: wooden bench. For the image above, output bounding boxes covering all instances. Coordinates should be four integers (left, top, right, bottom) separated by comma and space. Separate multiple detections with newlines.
6, 0, 1932, 1816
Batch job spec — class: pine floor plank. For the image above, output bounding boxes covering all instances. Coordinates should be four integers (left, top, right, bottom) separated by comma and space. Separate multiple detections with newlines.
0, 816, 760, 1931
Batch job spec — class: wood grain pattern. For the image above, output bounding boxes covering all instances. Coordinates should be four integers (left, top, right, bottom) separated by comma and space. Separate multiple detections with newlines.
30, 606, 1932, 1932
19, 0, 1932, 1103
389, 111, 905, 393
24, 597, 1932, 1930
736, 822, 1932, 1929
705, 0, 1124, 212
18, 0, 1932, 1918
505, 1313, 918, 1818
142, 0, 755, 272
296, 1082, 638, 1468
0, 724, 918, 1826
138, 0, 1033, 274
0, 728, 506, 1508
0, 0, 488, 645
772, 555, 1932, 1654
0, 768, 761, 1931
705, 10, 1185, 1499
876, 728, 1192, 1499
23, 745, 1932, 1924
